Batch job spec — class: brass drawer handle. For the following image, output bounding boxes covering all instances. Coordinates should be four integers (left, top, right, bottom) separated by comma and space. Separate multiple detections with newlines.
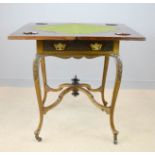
90, 43, 102, 51
54, 43, 66, 51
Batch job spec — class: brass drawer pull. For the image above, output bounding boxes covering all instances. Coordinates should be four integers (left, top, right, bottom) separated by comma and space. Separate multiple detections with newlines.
54, 43, 66, 51
90, 43, 102, 51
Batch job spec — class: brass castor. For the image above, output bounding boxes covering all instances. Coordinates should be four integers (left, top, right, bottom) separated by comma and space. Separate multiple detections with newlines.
34, 132, 42, 142
113, 133, 118, 144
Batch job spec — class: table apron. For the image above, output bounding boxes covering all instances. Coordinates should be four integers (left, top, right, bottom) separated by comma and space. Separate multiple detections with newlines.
36, 40, 120, 57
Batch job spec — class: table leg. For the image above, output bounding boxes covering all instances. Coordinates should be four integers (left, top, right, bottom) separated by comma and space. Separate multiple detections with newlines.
33, 54, 122, 144
33, 55, 44, 142
101, 56, 109, 106
40, 57, 48, 104
110, 55, 122, 144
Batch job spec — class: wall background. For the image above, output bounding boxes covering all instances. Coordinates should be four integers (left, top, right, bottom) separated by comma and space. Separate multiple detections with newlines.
0, 3, 155, 88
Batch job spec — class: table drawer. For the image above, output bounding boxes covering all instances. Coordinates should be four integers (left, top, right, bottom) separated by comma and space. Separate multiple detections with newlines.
37, 40, 119, 58
43, 40, 114, 52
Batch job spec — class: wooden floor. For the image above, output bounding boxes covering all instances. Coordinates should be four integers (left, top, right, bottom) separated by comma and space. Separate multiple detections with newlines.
0, 87, 155, 151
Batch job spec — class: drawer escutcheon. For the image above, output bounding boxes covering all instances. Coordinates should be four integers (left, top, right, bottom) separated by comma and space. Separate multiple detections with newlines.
54, 43, 66, 51
90, 43, 102, 51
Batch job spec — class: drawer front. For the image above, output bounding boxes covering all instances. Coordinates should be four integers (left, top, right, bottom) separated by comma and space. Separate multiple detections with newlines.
43, 40, 114, 52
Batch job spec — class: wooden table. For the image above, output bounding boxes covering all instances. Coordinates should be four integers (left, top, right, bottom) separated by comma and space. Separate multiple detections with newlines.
8, 23, 145, 144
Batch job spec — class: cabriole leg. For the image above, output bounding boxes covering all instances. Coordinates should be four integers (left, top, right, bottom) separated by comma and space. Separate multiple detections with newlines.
101, 56, 109, 106
33, 55, 44, 142
110, 55, 122, 144
40, 57, 48, 104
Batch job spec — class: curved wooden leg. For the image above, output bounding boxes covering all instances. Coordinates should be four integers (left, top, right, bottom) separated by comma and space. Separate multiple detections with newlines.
33, 55, 44, 142
40, 57, 48, 104
101, 56, 109, 106
110, 55, 122, 144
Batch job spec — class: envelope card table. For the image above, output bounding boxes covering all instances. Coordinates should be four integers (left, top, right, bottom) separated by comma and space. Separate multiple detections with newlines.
8, 23, 145, 144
